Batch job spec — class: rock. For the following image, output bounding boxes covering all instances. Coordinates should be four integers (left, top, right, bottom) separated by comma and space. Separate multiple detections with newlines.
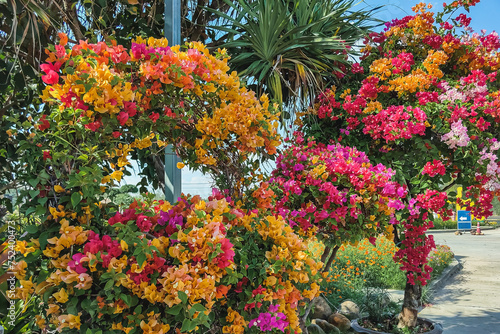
312, 319, 341, 334
310, 297, 333, 320
339, 300, 360, 320
327, 313, 351, 332
307, 324, 326, 334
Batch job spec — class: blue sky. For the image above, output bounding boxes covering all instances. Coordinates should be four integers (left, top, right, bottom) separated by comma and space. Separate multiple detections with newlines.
125, 0, 499, 200
359, 0, 499, 34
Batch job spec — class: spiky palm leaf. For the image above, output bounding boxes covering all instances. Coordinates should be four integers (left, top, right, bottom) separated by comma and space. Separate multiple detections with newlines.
208, 0, 381, 121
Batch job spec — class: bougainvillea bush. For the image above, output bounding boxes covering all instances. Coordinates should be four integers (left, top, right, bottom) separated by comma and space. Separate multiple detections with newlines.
7, 35, 329, 334
300, 0, 500, 327
15, 191, 323, 333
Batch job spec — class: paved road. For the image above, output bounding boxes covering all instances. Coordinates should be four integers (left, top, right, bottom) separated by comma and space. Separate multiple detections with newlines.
419, 228, 500, 333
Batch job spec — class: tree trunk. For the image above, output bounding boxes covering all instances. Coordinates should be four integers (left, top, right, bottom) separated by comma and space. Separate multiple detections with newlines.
298, 244, 341, 334
322, 245, 339, 273
397, 277, 422, 328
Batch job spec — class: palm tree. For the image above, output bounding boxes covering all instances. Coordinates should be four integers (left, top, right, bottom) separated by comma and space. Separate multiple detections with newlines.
208, 0, 381, 122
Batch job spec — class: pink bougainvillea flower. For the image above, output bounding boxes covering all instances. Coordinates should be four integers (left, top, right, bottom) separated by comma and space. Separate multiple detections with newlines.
117, 111, 129, 126
68, 253, 87, 274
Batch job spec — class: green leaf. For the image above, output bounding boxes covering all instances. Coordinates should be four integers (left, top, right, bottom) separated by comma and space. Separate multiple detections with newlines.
190, 303, 206, 313
25, 207, 36, 216
136, 253, 146, 267
104, 279, 114, 291
25, 225, 38, 234
28, 178, 39, 187
77, 154, 89, 162
181, 319, 197, 332
82, 299, 92, 310
71, 192, 82, 208
166, 304, 183, 315
178, 291, 188, 304
121, 294, 132, 306
35, 205, 47, 216
195, 210, 206, 219
29, 189, 40, 198
39, 232, 49, 250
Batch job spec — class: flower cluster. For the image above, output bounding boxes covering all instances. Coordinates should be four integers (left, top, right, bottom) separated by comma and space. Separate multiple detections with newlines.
395, 190, 452, 285
362, 105, 427, 142
270, 137, 406, 246
248, 304, 289, 332
422, 160, 446, 177
441, 120, 470, 149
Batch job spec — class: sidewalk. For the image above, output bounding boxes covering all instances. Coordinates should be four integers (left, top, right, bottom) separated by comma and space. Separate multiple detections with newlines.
418, 228, 500, 333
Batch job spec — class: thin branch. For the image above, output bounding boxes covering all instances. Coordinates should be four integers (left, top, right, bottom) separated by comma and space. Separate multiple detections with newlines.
441, 173, 460, 193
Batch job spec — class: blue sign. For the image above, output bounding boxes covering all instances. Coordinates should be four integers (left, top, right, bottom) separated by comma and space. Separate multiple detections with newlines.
457, 210, 472, 230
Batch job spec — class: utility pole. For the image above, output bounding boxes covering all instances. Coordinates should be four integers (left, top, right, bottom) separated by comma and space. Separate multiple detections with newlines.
164, 0, 182, 203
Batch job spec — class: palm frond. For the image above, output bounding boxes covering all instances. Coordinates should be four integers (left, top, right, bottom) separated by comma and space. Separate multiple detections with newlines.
207, 0, 381, 123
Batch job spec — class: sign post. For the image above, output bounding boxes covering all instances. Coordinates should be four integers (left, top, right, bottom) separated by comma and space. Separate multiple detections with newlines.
457, 210, 472, 230
164, 0, 182, 203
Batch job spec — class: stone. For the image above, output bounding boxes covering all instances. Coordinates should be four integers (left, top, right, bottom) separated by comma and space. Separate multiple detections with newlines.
310, 296, 333, 320
327, 313, 351, 332
312, 319, 341, 334
339, 300, 360, 320
307, 324, 326, 334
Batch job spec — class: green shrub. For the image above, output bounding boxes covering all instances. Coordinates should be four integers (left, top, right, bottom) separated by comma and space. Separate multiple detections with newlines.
321, 237, 455, 310
428, 244, 455, 279
430, 217, 457, 229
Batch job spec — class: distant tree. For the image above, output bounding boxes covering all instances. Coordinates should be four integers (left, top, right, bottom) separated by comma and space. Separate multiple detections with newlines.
106, 185, 139, 208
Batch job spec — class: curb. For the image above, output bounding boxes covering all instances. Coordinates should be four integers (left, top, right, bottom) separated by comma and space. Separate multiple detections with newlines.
427, 226, 497, 233
428, 257, 462, 292
386, 258, 463, 305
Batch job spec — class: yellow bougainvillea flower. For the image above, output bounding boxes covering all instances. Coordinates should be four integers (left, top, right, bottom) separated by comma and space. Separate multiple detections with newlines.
35, 315, 46, 328
14, 240, 36, 256
176, 162, 185, 169
110, 170, 124, 182
54, 185, 65, 193
53, 288, 69, 303
57, 313, 82, 331
46, 303, 61, 316
12, 260, 27, 279
16, 277, 34, 301
49, 205, 66, 220
112, 322, 133, 334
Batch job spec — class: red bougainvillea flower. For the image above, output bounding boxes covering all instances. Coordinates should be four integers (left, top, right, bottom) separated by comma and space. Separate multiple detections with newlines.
422, 159, 446, 177
37, 115, 51, 131
43, 150, 52, 161
40, 62, 61, 85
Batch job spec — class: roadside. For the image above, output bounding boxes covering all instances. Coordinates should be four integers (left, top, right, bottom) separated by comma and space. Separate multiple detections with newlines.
418, 228, 500, 333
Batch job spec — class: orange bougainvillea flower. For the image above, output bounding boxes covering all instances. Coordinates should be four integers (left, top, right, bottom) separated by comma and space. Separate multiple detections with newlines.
58, 32, 68, 46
